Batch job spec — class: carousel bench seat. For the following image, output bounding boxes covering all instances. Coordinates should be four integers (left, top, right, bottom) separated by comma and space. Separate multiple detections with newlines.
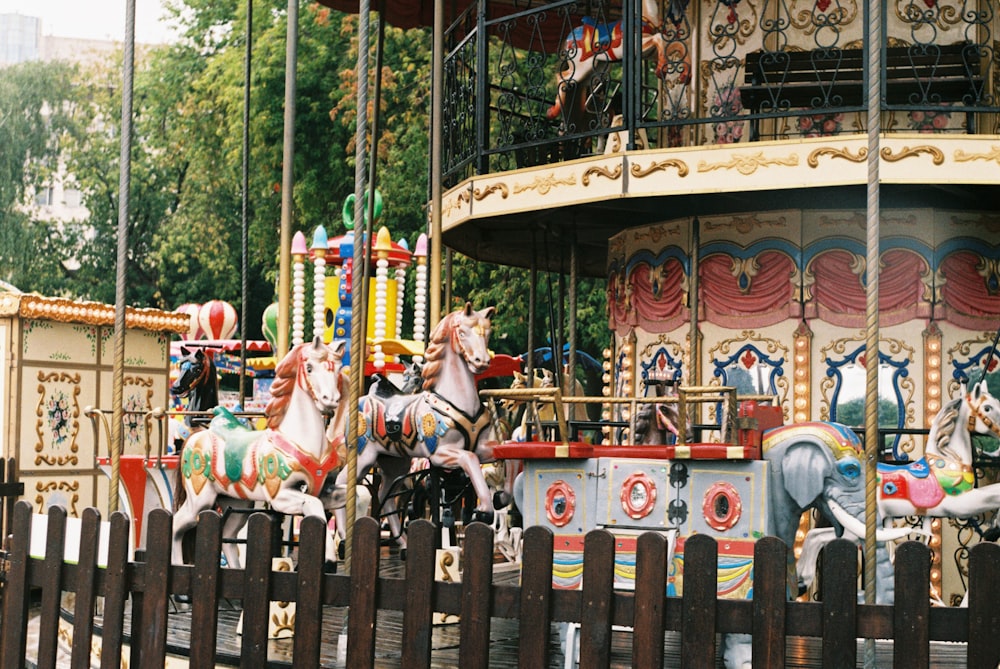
741, 43, 984, 140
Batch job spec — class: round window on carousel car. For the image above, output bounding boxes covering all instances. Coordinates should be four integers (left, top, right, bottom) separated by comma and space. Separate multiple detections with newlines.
620, 471, 657, 520
702, 481, 742, 532
545, 480, 576, 527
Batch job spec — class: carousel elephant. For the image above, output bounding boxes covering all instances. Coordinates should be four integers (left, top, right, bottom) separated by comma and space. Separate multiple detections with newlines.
724, 422, 910, 669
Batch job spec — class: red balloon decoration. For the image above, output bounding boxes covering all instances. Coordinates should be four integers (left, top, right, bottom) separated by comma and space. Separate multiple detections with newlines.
197, 300, 238, 340
174, 303, 203, 340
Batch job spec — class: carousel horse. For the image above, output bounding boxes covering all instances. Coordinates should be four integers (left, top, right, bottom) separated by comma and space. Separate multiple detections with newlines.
332, 303, 501, 552
878, 378, 1000, 527
547, 0, 676, 120
794, 379, 1000, 608
170, 346, 219, 439
171, 337, 347, 569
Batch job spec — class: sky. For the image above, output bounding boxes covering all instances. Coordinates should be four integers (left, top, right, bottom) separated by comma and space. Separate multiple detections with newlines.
0, 0, 179, 44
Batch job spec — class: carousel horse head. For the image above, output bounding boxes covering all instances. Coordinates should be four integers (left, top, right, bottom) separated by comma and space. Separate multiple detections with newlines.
421, 302, 495, 387
171, 346, 219, 429
171, 346, 215, 398
633, 400, 684, 445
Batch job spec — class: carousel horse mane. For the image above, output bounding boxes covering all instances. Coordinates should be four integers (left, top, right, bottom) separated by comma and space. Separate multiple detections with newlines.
263, 342, 304, 430
927, 396, 961, 460
420, 309, 458, 390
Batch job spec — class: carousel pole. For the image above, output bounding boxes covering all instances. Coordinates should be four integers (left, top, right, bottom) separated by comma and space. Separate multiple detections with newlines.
345, 0, 372, 572
239, 0, 252, 407
863, 0, 882, 663
109, 0, 137, 513
429, 0, 444, 330
276, 0, 299, 361
567, 240, 578, 401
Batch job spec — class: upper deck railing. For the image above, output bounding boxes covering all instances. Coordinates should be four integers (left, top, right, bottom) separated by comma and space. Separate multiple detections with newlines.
442, 0, 999, 186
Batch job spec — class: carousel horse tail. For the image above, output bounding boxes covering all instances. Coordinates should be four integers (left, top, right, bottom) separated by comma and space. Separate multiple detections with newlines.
173, 443, 188, 511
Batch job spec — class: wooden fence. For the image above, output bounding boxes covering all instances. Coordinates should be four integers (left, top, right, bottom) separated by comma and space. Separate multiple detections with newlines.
2, 499, 1000, 668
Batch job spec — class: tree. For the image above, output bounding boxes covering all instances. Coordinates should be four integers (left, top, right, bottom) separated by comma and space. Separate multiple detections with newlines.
0, 60, 82, 294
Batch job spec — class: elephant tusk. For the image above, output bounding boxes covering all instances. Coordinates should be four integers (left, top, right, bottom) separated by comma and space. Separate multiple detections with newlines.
827, 499, 915, 543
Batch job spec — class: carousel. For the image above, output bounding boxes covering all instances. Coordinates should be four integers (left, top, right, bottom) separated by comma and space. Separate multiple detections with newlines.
6, 0, 1000, 666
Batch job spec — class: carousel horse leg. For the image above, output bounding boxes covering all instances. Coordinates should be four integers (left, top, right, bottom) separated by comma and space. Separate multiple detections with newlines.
375, 455, 414, 556
267, 487, 337, 570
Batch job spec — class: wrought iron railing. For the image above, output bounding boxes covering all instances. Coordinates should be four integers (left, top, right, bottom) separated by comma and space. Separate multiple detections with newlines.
442, 0, 999, 185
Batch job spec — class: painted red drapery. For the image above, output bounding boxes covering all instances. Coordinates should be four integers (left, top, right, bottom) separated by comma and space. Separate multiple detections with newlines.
699, 251, 797, 328
628, 258, 687, 332
939, 251, 1000, 329
809, 248, 929, 327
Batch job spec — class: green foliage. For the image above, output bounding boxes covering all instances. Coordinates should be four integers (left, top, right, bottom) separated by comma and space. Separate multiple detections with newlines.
834, 396, 899, 428
448, 254, 610, 361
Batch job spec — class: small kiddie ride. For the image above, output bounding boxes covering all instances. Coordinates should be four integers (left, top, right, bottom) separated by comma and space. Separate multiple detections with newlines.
494, 385, 784, 595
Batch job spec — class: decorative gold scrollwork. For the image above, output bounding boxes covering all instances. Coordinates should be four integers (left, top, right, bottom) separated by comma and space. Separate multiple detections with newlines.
807, 146, 868, 167
880, 145, 944, 165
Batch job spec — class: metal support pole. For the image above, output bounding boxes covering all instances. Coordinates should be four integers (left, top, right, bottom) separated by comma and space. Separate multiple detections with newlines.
239, 0, 253, 407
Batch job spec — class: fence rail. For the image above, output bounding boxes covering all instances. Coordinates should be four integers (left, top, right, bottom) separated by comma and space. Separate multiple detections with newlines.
2, 500, 1000, 668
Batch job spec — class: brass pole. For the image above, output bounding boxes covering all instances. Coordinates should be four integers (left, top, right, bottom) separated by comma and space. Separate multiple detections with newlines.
346, 0, 372, 573
429, 0, 444, 330
863, 0, 882, 664
276, 0, 299, 362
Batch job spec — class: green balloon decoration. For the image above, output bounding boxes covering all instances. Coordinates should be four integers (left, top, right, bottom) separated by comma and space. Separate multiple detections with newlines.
341, 188, 383, 230
262, 303, 281, 350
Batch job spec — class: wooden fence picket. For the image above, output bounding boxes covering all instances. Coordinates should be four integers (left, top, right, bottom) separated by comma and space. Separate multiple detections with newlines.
190, 510, 223, 668
517, 524, 554, 668
69, 507, 102, 669
460, 521, 494, 669
894, 541, 930, 668
968, 541, 1000, 669
401, 519, 436, 669
752, 536, 788, 668
98, 511, 130, 669
681, 533, 717, 667
821, 539, 858, 667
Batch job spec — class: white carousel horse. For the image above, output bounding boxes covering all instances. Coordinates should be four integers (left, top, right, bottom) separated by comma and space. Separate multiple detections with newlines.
332, 303, 501, 551
878, 379, 1000, 523
171, 337, 346, 569
796, 379, 1000, 607
547, 0, 673, 120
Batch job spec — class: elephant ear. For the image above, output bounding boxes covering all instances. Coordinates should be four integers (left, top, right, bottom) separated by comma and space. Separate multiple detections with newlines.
782, 442, 831, 509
